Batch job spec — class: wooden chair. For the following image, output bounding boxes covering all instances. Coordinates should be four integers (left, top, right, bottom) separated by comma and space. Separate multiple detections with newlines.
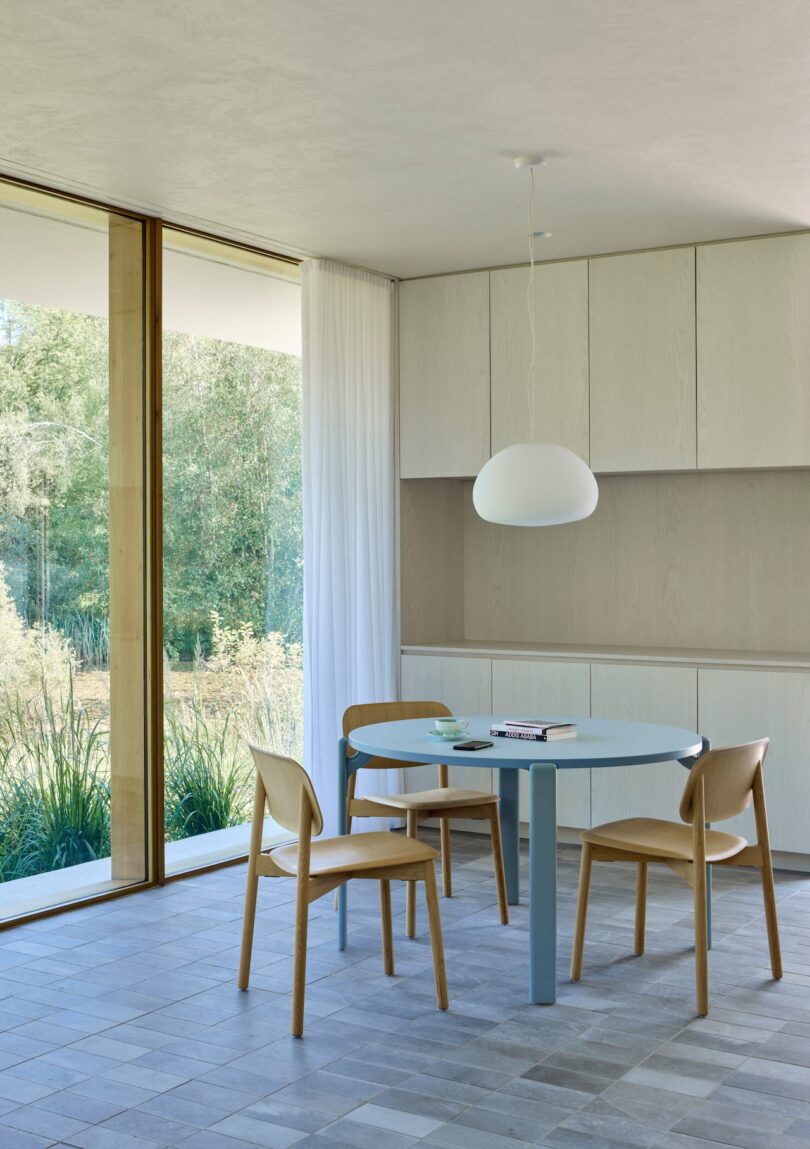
570, 738, 782, 1016
342, 701, 509, 937
238, 745, 448, 1036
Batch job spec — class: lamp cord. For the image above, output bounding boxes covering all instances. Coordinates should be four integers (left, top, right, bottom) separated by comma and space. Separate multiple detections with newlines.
526, 166, 536, 441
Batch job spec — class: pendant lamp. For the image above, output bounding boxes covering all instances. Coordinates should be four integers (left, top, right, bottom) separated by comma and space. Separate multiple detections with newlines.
472, 159, 598, 527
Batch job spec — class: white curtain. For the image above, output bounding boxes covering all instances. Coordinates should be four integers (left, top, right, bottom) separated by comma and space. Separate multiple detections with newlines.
302, 259, 401, 835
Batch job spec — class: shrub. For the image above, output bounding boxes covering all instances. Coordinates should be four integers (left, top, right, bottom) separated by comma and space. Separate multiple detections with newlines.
0, 562, 75, 715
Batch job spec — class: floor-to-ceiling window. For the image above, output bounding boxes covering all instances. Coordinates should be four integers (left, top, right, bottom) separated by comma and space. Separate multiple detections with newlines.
0, 182, 149, 920
0, 183, 302, 923
161, 230, 302, 874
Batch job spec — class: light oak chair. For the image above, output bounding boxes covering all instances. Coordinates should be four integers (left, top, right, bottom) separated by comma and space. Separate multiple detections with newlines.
570, 738, 782, 1016
238, 745, 448, 1037
342, 701, 509, 937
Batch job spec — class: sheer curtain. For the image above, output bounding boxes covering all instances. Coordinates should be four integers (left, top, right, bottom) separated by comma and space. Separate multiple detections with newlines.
302, 259, 401, 834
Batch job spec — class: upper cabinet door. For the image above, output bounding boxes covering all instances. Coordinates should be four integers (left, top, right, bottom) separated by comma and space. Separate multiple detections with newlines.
697, 234, 810, 469
490, 261, 589, 462
589, 248, 696, 473
399, 273, 490, 478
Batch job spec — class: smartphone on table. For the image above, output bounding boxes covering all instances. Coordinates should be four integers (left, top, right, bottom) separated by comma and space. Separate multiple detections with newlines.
453, 739, 494, 751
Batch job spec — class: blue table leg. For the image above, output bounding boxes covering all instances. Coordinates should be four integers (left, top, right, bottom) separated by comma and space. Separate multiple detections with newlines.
498, 768, 520, 905
529, 761, 557, 1005
337, 736, 348, 951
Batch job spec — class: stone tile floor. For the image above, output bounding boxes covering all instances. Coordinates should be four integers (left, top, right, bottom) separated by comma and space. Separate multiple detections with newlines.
0, 831, 809, 1148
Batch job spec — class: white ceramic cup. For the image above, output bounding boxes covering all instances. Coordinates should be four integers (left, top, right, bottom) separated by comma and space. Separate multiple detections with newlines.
434, 716, 467, 734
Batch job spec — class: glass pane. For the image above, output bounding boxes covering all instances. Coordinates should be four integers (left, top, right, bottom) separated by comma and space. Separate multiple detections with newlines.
0, 184, 147, 920
162, 230, 301, 874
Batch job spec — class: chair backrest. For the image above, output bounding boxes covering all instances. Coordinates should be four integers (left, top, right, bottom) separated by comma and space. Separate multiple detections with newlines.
343, 700, 451, 770
248, 745, 324, 836
679, 739, 769, 825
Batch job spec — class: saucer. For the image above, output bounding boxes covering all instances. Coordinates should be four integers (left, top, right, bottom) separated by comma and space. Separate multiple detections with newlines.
427, 728, 469, 740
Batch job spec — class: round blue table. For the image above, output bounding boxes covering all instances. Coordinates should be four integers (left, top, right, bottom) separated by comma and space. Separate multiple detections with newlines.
340, 716, 706, 1004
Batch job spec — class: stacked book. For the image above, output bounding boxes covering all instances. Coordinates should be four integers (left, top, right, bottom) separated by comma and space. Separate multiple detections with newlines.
490, 719, 577, 742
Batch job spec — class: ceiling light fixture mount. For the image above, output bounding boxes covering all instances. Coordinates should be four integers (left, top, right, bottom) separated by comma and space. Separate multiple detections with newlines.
472, 158, 598, 527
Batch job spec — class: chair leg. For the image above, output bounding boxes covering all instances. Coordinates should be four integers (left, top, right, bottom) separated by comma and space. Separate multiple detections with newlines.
406, 809, 418, 938
693, 859, 709, 1017
570, 841, 593, 982
488, 805, 509, 926
440, 817, 452, 897
634, 862, 648, 956
760, 851, 783, 980
238, 777, 266, 991
237, 864, 259, 991
333, 787, 355, 911
423, 860, 449, 1010
380, 880, 394, 975
291, 879, 309, 1037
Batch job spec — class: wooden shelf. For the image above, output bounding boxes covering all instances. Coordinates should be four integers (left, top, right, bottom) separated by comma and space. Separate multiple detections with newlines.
402, 640, 810, 672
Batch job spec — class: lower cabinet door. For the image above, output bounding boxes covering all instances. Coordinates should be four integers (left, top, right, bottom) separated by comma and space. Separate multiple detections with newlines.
400, 654, 493, 794
590, 663, 698, 826
491, 659, 591, 830
698, 668, 810, 853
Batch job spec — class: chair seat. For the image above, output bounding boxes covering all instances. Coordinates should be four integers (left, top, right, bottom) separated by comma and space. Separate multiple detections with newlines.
583, 818, 747, 862
270, 831, 437, 877
365, 787, 498, 812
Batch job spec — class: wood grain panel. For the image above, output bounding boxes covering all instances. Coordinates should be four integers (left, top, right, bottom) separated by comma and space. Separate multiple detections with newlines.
109, 216, 147, 881
698, 234, 810, 469
490, 262, 589, 461
698, 668, 810, 853
463, 470, 810, 653
400, 479, 464, 644
399, 274, 490, 478
590, 663, 697, 825
491, 659, 591, 829
400, 654, 493, 794
589, 247, 696, 472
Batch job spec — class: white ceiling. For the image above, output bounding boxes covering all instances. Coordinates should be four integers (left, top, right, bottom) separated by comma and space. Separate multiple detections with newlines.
3, 0, 810, 278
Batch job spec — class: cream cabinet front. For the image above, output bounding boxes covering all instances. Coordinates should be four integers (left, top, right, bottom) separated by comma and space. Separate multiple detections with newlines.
698, 668, 810, 854
491, 658, 591, 830
399, 273, 490, 479
590, 662, 698, 826
589, 247, 696, 473
490, 261, 589, 462
400, 654, 493, 794
697, 234, 810, 469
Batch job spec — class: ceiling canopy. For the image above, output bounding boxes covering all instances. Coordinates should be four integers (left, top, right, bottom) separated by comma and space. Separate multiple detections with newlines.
3, 1, 809, 277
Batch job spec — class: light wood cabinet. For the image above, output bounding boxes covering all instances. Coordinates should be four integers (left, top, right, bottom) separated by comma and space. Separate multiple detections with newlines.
399, 273, 490, 478
490, 261, 589, 461
589, 247, 696, 473
698, 668, 810, 854
491, 659, 591, 829
697, 234, 810, 469
590, 663, 697, 825
400, 654, 493, 793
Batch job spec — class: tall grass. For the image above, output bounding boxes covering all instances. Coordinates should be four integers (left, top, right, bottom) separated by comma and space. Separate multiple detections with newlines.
0, 676, 110, 881
163, 701, 253, 839
51, 610, 109, 670
0, 584, 303, 879
161, 617, 302, 843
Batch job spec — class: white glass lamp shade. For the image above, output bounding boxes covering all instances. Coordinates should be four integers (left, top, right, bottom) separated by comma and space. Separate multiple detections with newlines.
472, 442, 599, 526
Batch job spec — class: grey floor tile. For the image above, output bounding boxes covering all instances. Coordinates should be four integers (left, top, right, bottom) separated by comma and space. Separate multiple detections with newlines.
671, 1098, 791, 1149
0, 1127, 55, 1149
1, 834, 810, 1149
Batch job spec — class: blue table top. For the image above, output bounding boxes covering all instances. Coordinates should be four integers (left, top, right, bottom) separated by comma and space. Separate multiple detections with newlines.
348, 716, 704, 770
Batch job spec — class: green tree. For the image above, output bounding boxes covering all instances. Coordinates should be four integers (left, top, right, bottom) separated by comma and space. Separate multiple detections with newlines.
162, 331, 302, 657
